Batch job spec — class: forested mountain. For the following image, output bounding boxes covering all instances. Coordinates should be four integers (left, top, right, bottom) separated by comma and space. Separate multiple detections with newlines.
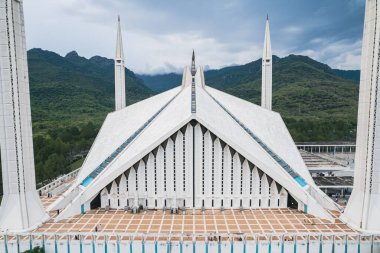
0, 49, 359, 194
28, 48, 154, 131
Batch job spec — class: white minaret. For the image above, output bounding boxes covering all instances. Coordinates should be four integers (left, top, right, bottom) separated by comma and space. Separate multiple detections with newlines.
261, 15, 272, 111
0, 0, 48, 231
115, 16, 126, 111
341, 0, 380, 232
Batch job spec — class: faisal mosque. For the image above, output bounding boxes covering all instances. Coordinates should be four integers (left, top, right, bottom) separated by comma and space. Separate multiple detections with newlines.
0, 0, 380, 252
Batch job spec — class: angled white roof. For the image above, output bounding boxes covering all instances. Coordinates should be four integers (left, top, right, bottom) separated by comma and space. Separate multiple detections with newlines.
75, 86, 182, 185
51, 66, 339, 220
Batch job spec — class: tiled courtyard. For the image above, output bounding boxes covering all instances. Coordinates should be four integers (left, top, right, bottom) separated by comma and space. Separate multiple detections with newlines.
35, 208, 352, 235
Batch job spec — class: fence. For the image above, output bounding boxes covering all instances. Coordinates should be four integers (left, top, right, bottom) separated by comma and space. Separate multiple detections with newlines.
1, 232, 379, 253
37, 168, 80, 196
297, 145, 356, 154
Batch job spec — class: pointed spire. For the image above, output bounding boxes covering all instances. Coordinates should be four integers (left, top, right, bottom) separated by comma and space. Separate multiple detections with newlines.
263, 16, 272, 59
116, 15, 124, 60
115, 16, 126, 111
261, 16, 273, 111
191, 49, 197, 76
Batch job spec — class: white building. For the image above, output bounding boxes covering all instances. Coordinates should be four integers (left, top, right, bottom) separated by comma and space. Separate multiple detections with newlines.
49, 48, 339, 220
2, 0, 380, 252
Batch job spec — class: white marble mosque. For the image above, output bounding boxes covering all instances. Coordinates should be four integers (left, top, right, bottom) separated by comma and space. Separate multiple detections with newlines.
0, 0, 380, 252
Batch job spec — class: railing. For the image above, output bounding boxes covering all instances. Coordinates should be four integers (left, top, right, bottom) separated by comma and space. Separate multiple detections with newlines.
297, 145, 356, 153
37, 168, 80, 196
0, 232, 379, 253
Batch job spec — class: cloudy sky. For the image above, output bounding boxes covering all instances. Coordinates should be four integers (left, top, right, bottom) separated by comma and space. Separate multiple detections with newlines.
23, 0, 365, 74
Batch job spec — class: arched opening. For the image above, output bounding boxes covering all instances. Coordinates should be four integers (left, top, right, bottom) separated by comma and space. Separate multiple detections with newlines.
90, 193, 101, 209
287, 194, 298, 209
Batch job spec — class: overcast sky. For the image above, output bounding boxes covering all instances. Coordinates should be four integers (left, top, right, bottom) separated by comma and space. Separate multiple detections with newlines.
23, 0, 365, 74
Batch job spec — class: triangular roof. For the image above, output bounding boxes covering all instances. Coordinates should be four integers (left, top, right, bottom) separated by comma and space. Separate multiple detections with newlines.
51, 66, 339, 220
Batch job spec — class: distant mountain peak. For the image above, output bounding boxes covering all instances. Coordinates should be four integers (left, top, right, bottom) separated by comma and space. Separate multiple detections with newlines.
65, 51, 80, 58
89, 56, 113, 67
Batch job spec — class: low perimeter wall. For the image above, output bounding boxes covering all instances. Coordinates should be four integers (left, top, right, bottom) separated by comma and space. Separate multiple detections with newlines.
1, 233, 379, 253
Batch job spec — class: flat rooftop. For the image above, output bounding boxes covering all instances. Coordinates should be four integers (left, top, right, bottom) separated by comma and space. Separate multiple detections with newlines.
313, 176, 353, 187
34, 208, 352, 235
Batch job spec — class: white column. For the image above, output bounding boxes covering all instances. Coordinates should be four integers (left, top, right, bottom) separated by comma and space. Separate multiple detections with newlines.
232, 153, 241, 208
175, 131, 183, 204
341, 0, 380, 232
213, 138, 222, 208
166, 139, 174, 200
223, 146, 232, 207
203, 131, 213, 208
252, 167, 260, 207
100, 188, 108, 208
119, 174, 127, 208
185, 124, 193, 207
156, 146, 165, 207
137, 161, 146, 200
0, 0, 47, 231
194, 124, 203, 208
261, 174, 269, 208
109, 181, 118, 208
242, 160, 250, 207
114, 16, 126, 111
261, 17, 273, 110
146, 153, 155, 208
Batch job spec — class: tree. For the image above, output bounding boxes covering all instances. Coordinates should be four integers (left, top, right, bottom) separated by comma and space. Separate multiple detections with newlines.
23, 246, 44, 253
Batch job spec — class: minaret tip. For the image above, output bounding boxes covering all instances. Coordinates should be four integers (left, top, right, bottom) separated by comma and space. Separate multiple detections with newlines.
191, 49, 196, 76
118, 15, 120, 22
266, 14, 269, 21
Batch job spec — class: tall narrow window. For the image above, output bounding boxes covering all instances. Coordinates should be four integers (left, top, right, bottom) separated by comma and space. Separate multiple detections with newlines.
154, 156, 157, 195
173, 141, 176, 192
231, 157, 234, 195
135, 169, 138, 192
240, 165, 243, 195
202, 134, 205, 195
164, 149, 167, 192
221, 150, 224, 195
183, 134, 186, 192
145, 164, 148, 192
259, 178, 262, 195
250, 169, 253, 195
212, 142, 215, 195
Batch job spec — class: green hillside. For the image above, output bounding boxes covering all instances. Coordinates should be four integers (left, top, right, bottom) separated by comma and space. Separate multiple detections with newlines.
29, 49, 154, 132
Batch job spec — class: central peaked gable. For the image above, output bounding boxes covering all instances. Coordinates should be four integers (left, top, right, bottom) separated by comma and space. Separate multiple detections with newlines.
53, 73, 337, 220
